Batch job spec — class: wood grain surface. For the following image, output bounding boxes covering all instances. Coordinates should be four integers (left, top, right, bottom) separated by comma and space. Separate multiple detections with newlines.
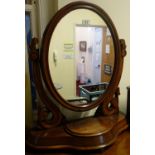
26, 129, 130, 155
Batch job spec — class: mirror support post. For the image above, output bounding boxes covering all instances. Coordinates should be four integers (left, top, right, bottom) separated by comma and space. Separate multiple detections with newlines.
28, 38, 64, 129
95, 87, 120, 116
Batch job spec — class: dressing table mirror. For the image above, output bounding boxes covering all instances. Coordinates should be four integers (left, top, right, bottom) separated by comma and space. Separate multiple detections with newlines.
26, 1, 128, 151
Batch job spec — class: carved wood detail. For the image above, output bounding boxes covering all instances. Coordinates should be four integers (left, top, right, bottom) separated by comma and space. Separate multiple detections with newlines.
120, 39, 127, 57
95, 87, 120, 116
29, 38, 64, 129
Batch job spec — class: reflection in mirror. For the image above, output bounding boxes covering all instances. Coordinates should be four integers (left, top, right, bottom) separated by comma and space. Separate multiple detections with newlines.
48, 9, 115, 106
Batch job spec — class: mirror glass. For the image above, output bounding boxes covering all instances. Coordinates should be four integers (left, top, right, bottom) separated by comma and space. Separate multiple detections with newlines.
48, 9, 115, 106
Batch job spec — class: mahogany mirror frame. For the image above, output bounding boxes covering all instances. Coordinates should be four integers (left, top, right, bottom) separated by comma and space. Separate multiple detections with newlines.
26, 1, 128, 151
40, 1, 124, 112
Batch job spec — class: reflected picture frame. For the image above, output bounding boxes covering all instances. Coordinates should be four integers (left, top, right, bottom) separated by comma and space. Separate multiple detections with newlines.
104, 64, 112, 75
79, 41, 87, 52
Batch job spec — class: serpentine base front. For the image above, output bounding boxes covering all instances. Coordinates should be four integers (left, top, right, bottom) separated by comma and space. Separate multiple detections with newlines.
26, 113, 128, 150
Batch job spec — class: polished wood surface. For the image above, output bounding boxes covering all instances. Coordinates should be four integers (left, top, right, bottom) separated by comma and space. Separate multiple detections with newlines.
26, 130, 130, 155
65, 113, 125, 137
26, 113, 128, 150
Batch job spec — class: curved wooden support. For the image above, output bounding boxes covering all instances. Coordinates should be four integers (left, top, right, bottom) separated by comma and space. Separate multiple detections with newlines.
95, 39, 127, 116
95, 39, 127, 117
95, 88, 120, 116
28, 38, 64, 129
102, 87, 120, 115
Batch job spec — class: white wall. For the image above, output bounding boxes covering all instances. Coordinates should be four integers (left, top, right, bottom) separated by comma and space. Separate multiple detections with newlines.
38, 0, 58, 40
58, 0, 130, 114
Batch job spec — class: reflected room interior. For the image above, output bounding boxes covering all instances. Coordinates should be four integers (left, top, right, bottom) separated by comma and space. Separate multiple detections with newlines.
49, 9, 114, 105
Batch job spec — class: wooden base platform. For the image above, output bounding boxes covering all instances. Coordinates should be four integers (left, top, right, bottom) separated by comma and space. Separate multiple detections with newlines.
26, 129, 130, 155
26, 113, 128, 151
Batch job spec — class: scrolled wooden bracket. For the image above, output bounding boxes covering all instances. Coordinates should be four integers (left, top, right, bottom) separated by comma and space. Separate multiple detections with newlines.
120, 39, 127, 57
28, 38, 64, 129
28, 38, 39, 61
95, 87, 120, 116
37, 101, 56, 129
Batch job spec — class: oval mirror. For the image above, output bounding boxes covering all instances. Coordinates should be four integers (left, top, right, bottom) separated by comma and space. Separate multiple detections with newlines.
41, 2, 122, 111
49, 9, 114, 104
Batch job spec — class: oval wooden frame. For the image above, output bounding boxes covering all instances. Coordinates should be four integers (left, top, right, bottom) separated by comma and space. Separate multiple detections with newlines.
40, 1, 123, 112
